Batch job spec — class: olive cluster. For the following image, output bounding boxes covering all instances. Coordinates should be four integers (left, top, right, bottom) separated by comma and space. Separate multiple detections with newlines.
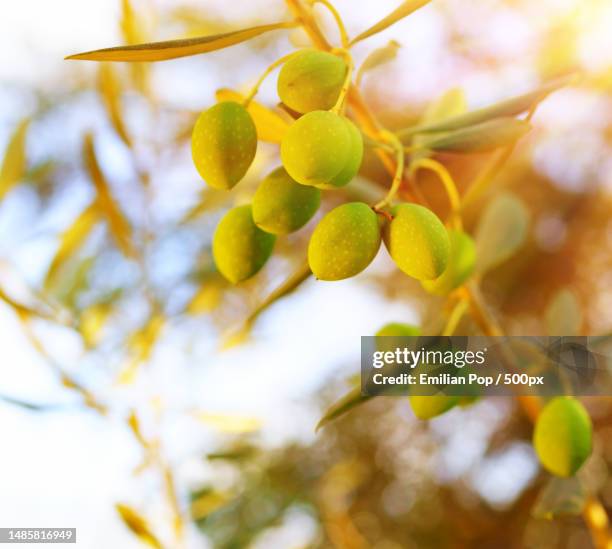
191, 48, 474, 293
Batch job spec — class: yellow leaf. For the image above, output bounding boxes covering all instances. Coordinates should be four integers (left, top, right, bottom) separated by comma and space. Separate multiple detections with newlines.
120, 0, 145, 45
0, 287, 51, 322
356, 40, 401, 85
417, 118, 531, 153
120, 0, 151, 95
45, 203, 100, 289
83, 134, 136, 258
216, 88, 289, 143
127, 410, 151, 449
115, 504, 163, 549
350, 0, 432, 45
118, 314, 165, 384
0, 118, 30, 200
193, 412, 261, 434
79, 302, 112, 347
66, 21, 297, 62
99, 64, 131, 146
187, 278, 224, 314
190, 490, 230, 520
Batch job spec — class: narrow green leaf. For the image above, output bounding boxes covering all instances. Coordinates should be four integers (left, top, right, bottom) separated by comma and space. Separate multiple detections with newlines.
0, 118, 30, 200
350, 0, 432, 45
475, 192, 530, 273
545, 289, 583, 336
66, 21, 297, 62
316, 385, 371, 431
398, 75, 575, 139
417, 118, 531, 154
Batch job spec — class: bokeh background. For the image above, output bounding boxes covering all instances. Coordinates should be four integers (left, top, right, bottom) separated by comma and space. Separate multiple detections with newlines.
1, 0, 612, 547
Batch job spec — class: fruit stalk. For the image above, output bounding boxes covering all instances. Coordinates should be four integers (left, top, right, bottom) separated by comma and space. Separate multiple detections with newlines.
285, 0, 421, 203
410, 157, 462, 230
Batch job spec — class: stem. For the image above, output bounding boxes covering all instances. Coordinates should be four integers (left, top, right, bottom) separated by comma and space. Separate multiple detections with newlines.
374, 132, 405, 209
244, 52, 298, 107
363, 134, 394, 152
285, 0, 331, 50
411, 158, 463, 230
372, 206, 393, 222
313, 0, 349, 48
442, 298, 468, 336
331, 48, 354, 114
287, 0, 612, 544
285, 0, 422, 204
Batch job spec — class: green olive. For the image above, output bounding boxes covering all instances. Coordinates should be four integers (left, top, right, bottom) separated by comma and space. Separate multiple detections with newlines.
383, 203, 450, 280
534, 397, 592, 477
213, 205, 275, 283
281, 111, 352, 187
422, 230, 476, 295
252, 167, 321, 235
308, 202, 381, 281
192, 101, 257, 190
409, 395, 459, 420
277, 49, 347, 113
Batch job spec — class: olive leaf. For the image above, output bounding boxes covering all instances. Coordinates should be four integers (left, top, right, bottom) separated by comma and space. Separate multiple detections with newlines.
350, 0, 432, 45
99, 64, 131, 146
0, 286, 54, 323
475, 192, 530, 273
115, 504, 163, 549
410, 88, 467, 167
398, 75, 574, 139
356, 40, 401, 85
216, 88, 289, 143
545, 288, 583, 336
190, 489, 230, 521
79, 303, 113, 348
532, 476, 587, 519
45, 202, 100, 290
120, 0, 145, 46
119, 313, 165, 384
414, 118, 532, 153
66, 21, 297, 62
316, 385, 372, 431
83, 133, 136, 258
222, 262, 311, 349
0, 118, 30, 201
186, 275, 225, 315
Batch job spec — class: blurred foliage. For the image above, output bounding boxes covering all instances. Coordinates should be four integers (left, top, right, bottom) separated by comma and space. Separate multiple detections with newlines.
1, 0, 612, 547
